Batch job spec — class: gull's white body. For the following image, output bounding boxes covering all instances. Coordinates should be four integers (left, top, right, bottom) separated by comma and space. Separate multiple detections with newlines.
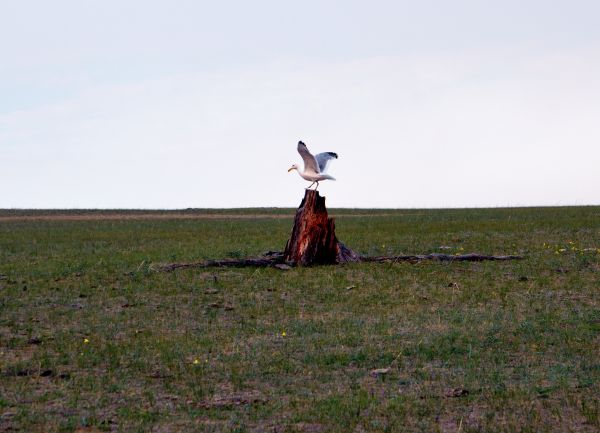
288, 141, 338, 189
295, 171, 335, 182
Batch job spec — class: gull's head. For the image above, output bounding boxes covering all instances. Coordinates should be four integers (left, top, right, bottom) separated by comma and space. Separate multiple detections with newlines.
287, 164, 299, 172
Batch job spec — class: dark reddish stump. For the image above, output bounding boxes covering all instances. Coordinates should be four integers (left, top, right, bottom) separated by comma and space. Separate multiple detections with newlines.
154, 191, 523, 272
284, 189, 360, 266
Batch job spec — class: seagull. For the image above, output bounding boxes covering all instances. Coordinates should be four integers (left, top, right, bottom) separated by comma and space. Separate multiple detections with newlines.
288, 141, 338, 190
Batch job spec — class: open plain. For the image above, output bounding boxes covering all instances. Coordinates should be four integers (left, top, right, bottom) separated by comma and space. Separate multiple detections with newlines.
1, 207, 599, 432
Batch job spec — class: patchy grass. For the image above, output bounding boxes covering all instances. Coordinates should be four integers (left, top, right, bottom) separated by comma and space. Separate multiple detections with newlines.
1, 206, 599, 432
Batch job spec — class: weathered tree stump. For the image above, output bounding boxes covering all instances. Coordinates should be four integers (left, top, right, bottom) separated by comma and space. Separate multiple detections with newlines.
151, 190, 524, 271
283, 189, 360, 266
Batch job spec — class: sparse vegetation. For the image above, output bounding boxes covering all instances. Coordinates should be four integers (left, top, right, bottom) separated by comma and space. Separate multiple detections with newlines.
1, 207, 599, 432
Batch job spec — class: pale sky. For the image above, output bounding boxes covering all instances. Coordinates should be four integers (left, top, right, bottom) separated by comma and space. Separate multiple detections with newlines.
2, 1, 599, 208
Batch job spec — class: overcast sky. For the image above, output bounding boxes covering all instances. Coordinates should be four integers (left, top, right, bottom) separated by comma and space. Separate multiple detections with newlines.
2, 0, 599, 208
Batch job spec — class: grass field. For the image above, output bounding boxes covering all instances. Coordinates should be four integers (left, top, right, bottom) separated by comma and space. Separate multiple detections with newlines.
1, 207, 599, 432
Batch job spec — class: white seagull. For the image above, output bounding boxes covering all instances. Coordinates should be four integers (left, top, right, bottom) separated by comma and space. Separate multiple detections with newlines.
288, 141, 338, 190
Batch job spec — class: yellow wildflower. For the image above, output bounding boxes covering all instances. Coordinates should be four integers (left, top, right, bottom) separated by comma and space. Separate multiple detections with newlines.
83, 338, 90, 344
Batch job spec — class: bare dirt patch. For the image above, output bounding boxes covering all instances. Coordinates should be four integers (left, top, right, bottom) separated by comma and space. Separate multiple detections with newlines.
0, 213, 294, 222
0, 211, 410, 222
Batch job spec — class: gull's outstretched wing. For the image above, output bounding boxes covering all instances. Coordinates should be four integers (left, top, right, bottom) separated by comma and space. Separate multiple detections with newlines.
315, 152, 338, 173
297, 141, 320, 173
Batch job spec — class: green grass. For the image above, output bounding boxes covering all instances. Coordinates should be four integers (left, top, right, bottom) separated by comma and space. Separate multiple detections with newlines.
1, 207, 599, 432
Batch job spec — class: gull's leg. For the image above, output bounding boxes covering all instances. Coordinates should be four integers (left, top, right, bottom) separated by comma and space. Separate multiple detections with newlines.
307, 181, 316, 189
315, 181, 320, 190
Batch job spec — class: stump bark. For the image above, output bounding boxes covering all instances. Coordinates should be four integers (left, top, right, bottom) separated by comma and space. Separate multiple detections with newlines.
283, 189, 360, 266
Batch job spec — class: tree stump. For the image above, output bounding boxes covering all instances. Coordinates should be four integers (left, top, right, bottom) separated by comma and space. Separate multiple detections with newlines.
284, 189, 361, 266
152, 190, 523, 271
